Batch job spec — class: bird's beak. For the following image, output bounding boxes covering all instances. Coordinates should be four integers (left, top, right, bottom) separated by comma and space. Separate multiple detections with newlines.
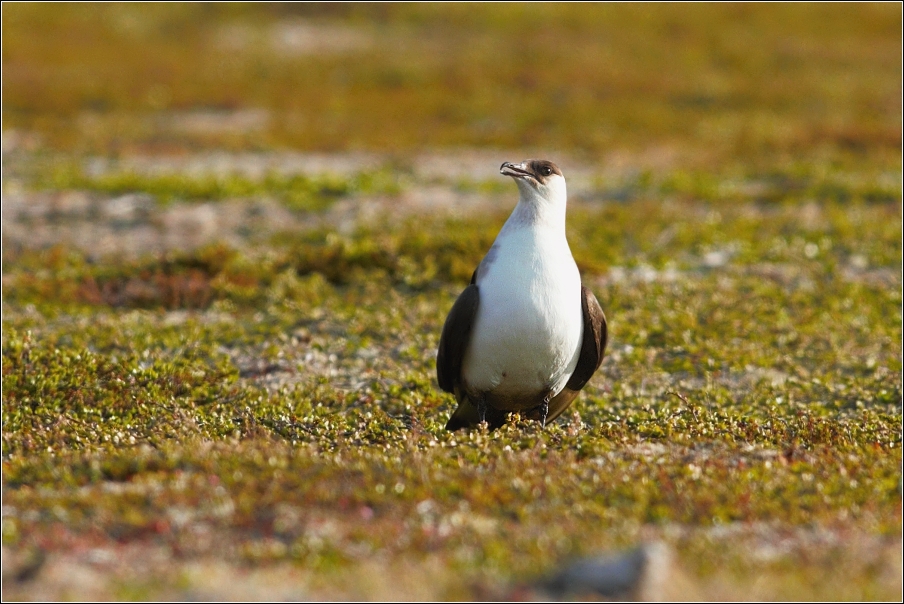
500, 161, 533, 180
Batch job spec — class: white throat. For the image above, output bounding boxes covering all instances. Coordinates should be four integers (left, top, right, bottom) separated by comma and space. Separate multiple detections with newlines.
500, 177, 569, 236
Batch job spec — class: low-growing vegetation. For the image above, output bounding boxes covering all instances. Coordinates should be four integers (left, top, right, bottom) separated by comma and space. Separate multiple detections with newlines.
2, 3, 901, 600
3, 193, 900, 599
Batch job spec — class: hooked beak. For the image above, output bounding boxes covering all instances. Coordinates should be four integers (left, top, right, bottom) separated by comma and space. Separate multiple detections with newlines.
500, 161, 534, 181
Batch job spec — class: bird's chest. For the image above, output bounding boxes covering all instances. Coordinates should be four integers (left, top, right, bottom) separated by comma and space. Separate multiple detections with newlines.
462, 234, 582, 395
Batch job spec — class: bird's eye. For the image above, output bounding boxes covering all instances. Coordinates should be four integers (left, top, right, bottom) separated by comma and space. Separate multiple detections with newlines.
542, 167, 552, 176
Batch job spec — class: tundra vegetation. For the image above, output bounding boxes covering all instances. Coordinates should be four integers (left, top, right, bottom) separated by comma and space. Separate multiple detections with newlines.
2, 4, 901, 600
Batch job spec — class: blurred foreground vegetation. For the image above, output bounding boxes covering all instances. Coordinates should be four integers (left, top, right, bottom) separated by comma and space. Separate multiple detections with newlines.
2, 3, 901, 600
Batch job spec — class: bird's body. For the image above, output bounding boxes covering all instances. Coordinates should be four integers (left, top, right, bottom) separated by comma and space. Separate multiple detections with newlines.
437, 160, 607, 430
461, 197, 583, 406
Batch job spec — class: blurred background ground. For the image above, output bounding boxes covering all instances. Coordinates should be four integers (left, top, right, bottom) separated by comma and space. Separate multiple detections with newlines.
2, 3, 901, 601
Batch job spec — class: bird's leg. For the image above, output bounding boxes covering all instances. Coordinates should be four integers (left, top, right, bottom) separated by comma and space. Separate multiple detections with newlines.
538, 390, 553, 428
538, 400, 549, 428
476, 394, 488, 425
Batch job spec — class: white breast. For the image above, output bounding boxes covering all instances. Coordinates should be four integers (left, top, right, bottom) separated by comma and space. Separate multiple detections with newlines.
461, 225, 583, 397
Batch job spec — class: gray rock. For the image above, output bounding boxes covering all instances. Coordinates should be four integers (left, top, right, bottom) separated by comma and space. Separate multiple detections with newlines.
533, 542, 674, 601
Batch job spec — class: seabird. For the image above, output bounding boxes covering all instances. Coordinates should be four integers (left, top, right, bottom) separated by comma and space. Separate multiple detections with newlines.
436, 159, 607, 430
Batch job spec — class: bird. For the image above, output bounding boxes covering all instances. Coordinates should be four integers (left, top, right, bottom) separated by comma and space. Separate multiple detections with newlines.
436, 159, 607, 430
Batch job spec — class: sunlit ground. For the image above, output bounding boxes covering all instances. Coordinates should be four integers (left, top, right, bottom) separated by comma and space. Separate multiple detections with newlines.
2, 4, 901, 600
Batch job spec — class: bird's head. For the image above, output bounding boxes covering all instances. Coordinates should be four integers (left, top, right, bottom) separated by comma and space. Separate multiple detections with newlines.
500, 160, 566, 207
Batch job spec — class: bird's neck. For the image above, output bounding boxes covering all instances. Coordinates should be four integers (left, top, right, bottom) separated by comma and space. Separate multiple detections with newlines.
500, 192, 568, 237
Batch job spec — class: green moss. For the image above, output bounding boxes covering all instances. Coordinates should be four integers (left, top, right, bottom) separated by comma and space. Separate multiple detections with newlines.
1, 3, 901, 599
7, 192, 897, 598
5, 197, 901, 310
35, 163, 405, 211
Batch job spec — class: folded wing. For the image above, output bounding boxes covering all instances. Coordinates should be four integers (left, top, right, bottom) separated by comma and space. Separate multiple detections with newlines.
436, 283, 480, 393
566, 285, 608, 391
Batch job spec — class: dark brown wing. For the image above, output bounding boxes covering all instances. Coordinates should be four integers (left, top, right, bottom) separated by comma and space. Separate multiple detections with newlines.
565, 285, 607, 391
436, 284, 480, 393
